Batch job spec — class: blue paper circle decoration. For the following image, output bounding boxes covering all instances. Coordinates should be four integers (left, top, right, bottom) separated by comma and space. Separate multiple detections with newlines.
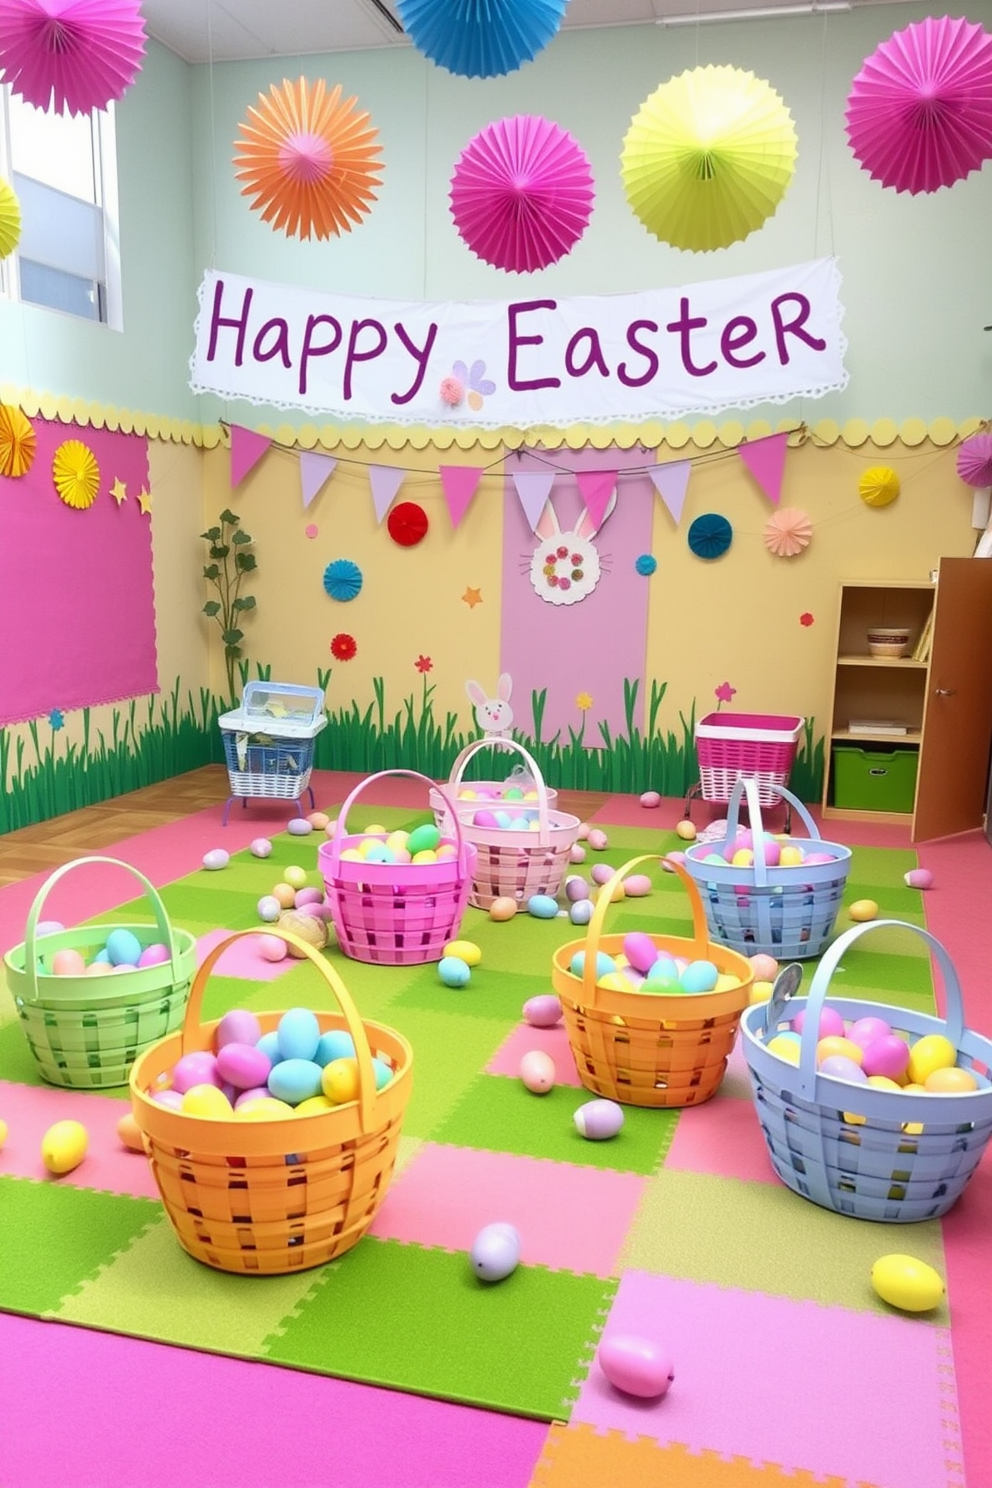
323, 559, 363, 601
395, 0, 568, 80
635, 553, 657, 576
687, 514, 733, 560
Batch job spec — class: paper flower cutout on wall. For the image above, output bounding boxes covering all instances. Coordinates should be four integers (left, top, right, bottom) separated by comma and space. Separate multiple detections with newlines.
859, 466, 900, 508
395, 0, 567, 80
387, 502, 429, 547
0, 403, 35, 477
0, 178, 21, 259
449, 115, 594, 273
635, 553, 657, 575
763, 507, 813, 557
845, 16, 992, 195
688, 513, 733, 559
621, 66, 798, 253
323, 559, 363, 600
52, 439, 99, 509
957, 432, 992, 488
0, 0, 147, 116
330, 633, 357, 661
233, 77, 383, 240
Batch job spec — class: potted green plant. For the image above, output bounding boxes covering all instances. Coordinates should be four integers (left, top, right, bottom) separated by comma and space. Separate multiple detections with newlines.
201, 509, 257, 703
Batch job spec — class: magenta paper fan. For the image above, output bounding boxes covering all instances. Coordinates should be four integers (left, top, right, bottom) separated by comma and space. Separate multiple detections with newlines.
957, 432, 992, 488
0, 0, 146, 117
845, 15, 992, 195
449, 114, 594, 273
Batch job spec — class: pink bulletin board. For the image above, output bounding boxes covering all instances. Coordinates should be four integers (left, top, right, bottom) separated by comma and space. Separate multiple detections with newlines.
500, 448, 655, 745
0, 418, 158, 726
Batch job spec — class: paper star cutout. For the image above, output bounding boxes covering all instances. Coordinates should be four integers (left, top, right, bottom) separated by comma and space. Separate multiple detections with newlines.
110, 478, 128, 506
462, 587, 483, 608
137, 488, 153, 515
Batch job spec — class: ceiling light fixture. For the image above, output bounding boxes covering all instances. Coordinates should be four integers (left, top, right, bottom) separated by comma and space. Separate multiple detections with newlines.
658, 2, 850, 25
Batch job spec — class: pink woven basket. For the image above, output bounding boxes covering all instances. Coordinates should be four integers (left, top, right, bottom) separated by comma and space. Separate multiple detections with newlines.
318, 770, 476, 967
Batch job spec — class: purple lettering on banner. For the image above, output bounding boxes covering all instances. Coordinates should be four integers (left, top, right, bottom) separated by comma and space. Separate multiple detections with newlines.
618, 321, 660, 388
666, 297, 717, 378
507, 301, 561, 392
343, 318, 388, 399
391, 321, 438, 405
206, 279, 252, 367
720, 316, 764, 370
770, 293, 826, 364
253, 319, 292, 368
299, 315, 343, 396
564, 328, 609, 380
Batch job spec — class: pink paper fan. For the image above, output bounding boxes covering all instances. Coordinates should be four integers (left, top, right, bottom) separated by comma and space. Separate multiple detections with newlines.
449, 114, 594, 274
957, 432, 992, 488
0, 0, 146, 116
845, 15, 992, 195
763, 507, 813, 558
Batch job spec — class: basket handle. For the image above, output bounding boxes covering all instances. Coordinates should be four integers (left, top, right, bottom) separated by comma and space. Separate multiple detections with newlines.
794, 919, 965, 1101
443, 738, 552, 839
181, 928, 379, 1133
724, 778, 821, 888
330, 769, 467, 866
579, 855, 713, 1005
20, 855, 184, 1005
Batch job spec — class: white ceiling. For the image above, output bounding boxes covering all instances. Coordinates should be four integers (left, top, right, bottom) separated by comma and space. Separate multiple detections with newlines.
140, 0, 915, 64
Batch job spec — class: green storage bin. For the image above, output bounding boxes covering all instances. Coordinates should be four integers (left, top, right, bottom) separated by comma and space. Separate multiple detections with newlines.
831, 745, 919, 812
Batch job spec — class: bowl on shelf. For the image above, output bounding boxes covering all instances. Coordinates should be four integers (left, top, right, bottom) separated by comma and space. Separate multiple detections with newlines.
866, 626, 912, 658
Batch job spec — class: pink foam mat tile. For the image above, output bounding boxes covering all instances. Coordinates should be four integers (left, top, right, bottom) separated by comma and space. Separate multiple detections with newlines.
0, 1079, 160, 1200
571, 1271, 962, 1488
195, 927, 299, 980
939, 1155, 992, 1488
487, 1022, 584, 1086
369, 1142, 646, 1278
663, 1095, 776, 1186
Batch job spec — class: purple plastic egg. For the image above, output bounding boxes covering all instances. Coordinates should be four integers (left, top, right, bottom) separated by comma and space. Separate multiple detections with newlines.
569, 900, 594, 926
202, 847, 230, 871
35, 920, 65, 938
250, 837, 273, 858
662, 851, 685, 873
564, 876, 590, 902
137, 943, 170, 969
573, 1099, 625, 1140
818, 1055, 868, 1083
598, 1335, 675, 1399
150, 1088, 184, 1109
170, 1051, 222, 1094
216, 1041, 273, 1091
523, 995, 563, 1028
216, 1009, 262, 1049
257, 895, 282, 922
294, 887, 324, 908
591, 863, 615, 886
470, 1222, 521, 1283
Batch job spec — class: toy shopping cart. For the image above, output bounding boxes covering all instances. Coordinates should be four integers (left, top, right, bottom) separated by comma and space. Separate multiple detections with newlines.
218, 681, 326, 825
683, 712, 804, 829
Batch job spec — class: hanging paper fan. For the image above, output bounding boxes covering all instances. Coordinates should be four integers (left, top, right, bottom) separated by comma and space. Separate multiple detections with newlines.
0, 403, 35, 477
621, 66, 798, 253
957, 432, 992, 488
323, 558, 363, 601
395, 0, 567, 80
449, 114, 594, 273
0, 0, 146, 117
233, 77, 383, 241
845, 16, 992, 196
859, 466, 900, 508
688, 513, 733, 559
0, 178, 21, 259
52, 439, 100, 509
387, 502, 429, 548
764, 507, 813, 558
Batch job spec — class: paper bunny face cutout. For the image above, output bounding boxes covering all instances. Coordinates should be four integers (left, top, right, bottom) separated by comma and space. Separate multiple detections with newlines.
465, 674, 514, 738
528, 491, 616, 606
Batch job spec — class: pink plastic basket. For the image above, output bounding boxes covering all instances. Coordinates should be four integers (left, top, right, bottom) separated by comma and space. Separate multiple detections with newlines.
318, 770, 476, 967
695, 712, 803, 806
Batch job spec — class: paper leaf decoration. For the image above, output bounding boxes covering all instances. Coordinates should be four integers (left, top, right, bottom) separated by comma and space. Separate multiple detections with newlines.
0, 0, 147, 116
859, 466, 900, 508
0, 178, 22, 259
957, 432, 992, 488
395, 0, 567, 80
233, 77, 383, 240
0, 403, 35, 477
52, 439, 100, 509
764, 507, 812, 557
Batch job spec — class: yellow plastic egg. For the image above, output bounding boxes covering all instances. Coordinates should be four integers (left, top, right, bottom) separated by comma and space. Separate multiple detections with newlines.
364, 823, 388, 836
715, 973, 742, 993
907, 1034, 957, 1085
234, 1097, 295, 1120
412, 849, 438, 864
598, 972, 633, 992
340, 848, 364, 862
283, 865, 308, 890
867, 1075, 903, 1092
848, 899, 879, 922
767, 1034, 801, 1065
597, 880, 625, 903
779, 846, 806, 867
924, 1066, 978, 1094
386, 830, 410, 850
871, 1254, 945, 1312
749, 980, 774, 1005
116, 1112, 146, 1152
181, 1084, 233, 1118
816, 1036, 864, 1066
731, 849, 755, 867
41, 1119, 89, 1175
675, 820, 697, 841
443, 939, 482, 966
322, 1057, 361, 1105
489, 897, 518, 921
294, 1095, 336, 1116
0, 1117, 7, 1149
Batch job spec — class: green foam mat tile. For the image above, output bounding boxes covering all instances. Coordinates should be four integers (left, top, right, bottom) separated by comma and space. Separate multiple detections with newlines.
0, 1020, 51, 1085
154, 882, 267, 929
388, 962, 550, 1023
381, 1008, 512, 1140
846, 845, 920, 886
842, 884, 926, 917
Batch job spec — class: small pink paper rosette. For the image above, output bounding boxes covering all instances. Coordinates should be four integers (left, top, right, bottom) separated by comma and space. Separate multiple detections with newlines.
956, 432, 992, 488
0, 0, 147, 116
763, 507, 812, 558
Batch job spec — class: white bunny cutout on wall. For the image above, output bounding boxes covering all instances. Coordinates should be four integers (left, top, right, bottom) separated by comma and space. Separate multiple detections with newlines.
527, 490, 617, 606
465, 674, 514, 739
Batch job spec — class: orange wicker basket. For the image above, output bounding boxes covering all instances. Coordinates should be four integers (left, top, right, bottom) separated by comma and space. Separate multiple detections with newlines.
552, 856, 754, 1109
129, 930, 413, 1275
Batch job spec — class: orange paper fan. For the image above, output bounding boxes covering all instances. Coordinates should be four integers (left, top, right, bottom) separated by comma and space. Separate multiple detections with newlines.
233, 76, 383, 241
763, 506, 813, 557
0, 403, 35, 477
53, 439, 100, 509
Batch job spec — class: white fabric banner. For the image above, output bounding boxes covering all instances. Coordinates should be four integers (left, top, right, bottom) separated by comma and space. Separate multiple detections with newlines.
189, 257, 847, 428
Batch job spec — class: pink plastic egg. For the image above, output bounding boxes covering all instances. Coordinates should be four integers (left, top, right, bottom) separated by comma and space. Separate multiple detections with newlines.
598, 1335, 675, 1399
846, 1016, 893, 1049
137, 943, 170, 969
250, 838, 273, 858
756, 835, 781, 867
904, 868, 934, 890
802, 852, 837, 865
51, 948, 87, 976
587, 828, 609, 851
523, 995, 563, 1028
623, 874, 652, 897
640, 791, 661, 808
473, 810, 500, 829
216, 1042, 272, 1091
623, 932, 659, 974
170, 1051, 223, 1094
862, 1035, 911, 1080
591, 863, 615, 886
519, 1050, 556, 1094
748, 953, 779, 983
216, 1009, 262, 1049
792, 1005, 846, 1040
258, 934, 289, 963
150, 1088, 184, 1110
568, 844, 587, 863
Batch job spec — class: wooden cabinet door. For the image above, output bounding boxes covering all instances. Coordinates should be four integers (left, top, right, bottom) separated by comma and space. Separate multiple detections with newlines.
913, 557, 992, 842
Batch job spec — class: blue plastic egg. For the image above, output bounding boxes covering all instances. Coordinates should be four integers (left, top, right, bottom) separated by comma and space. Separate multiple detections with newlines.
569, 900, 594, 926
570, 949, 617, 979
267, 1057, 323, 1105
680, 959, 719, 993
315, 1029, 356, 1066
371, 1057, 394, 1090
287, 818, 313, 836
256, 1030, 282, 1065
470, 1222, 521, 1283
438, 955, 471, 988
528, 894, 559, 919
257, 895, 281, 923
277, 1007, 321, 1062
105, 928, 143, 967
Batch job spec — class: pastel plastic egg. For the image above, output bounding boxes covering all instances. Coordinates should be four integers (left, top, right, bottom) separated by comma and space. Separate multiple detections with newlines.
573, 1099, 625, 1140
216, 1042, 272, 1091
640, 791, 661, 808
470, 809, 499, 828
849, 899, 879, 922
577, 823, 591, 840
105, 928, 143, 967
904, 868, 934, 890
181, 1084, 233, 1118
597, 879, 625, 904
523, 994, 563, 1028
623, 874, 652, 897
907, 1033, 957, 1085
871, 1254, 945, 1312
565, 876, 589, 902
675, 820, 697, 841
861, 1035, 911, 1080
321, 1057, 361, 1105
749, 979, 774, 1005
250, 837, 273, 858
520, 1050, 556, 1094
150, 1088, 184, 1110
35, 920, 65, 939
171, 1051, 222, 1093
116, 1111, 145, 1153
216, 1009, 262, 1049
662, 851, 685, 872
371, 1057, 394, 1090
767, 1033, 802, 1064
792, 1005, 846, 1040
571, 950, 616, 979
925, 1066, 978, 1093
444, 939, 482, 966
569, 900, 593, 925
268, 1057, 324, 1105
363, 823, 388, 836
314, 1029, 356, 1066
294, 1095, 336, 1116
137, 943, 170, 969
438, 956, 471, 988
816, 1035, 864, 1066
751, 954, 781, 990
272, 883, 297, 909
51, 948, 87, 976
528, 894, 559, 919
778, 845, 806, 867
846, 1016, 893, 1049
680, 959, 719, 993
470, 1222, 521, 1283
489, 897, 518, 921
598, 1335, 675, 1399
283, 865, 308, 890
202, 848, 230, 871
569, 843, 587, 863
307, 812, 330, 831
408, 823, 442, 855
819, 1055, 868, 1083
590, 863, 615, 887
234, 1097, 295, 1120
731, 848, 754, 868
587, 828, 608, 851
287, 818, 313, 836
623, 932, 659, 974
277, 1007, 321, 1062
0, 1118, 7, 1149
257, 895, 282, 922
41, 1119, 89, 1174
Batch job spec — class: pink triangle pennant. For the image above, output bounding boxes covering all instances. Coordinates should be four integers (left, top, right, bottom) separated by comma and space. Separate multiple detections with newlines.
229, 425, 272, 487
440, 465, 484, 529
511, 470, 557, 533
738, 432, 790, 506
649, 460, 692, 524
576, 469, 618, 532
299, 451, 337, 510
368, 465, 406, 523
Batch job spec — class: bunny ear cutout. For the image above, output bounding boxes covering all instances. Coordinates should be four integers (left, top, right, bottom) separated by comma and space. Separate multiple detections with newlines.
533, 497, 561, 540
496, 673, 512, 701
465, 679, 487, 705
576, 470, 618, 535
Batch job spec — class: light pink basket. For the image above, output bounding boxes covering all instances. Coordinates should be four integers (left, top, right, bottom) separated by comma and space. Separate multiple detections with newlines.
318, 770, 476, 967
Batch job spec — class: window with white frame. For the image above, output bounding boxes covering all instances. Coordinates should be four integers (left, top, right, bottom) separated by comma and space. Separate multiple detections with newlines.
0, 87, 122, 328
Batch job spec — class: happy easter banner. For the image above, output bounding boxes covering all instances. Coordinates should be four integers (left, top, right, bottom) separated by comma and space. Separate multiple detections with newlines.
189, 257, 848, 428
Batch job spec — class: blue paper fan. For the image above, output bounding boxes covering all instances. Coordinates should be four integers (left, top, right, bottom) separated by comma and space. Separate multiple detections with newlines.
323, 559, 363, 601
396, 0, 568, 79
687, 514, 733, 560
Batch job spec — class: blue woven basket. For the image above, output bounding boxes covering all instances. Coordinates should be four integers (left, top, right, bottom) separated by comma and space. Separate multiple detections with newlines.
681, 778, 852, 959
741, 919, 992, 1222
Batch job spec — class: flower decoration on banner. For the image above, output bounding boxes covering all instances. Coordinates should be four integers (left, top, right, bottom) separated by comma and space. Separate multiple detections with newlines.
440, 376, 464, 407
0, 0, 146, 116
330, 633, 357, 661
845, 16, 992, 195
688, 513, 733, 560
0, 403, 36, 477
395, 0, 568, 80
0, 178, 22, 259
445, 360, 496, 413
449, 114, 594, 273
621, 66, 798, 253
387, 501, 429, 547
233, 77, 383, 240
957, 432, 992, 488
763, 507, 812, 558
52, 439, 99, 509
323, 558, 363, 601
859, 466, 900, 508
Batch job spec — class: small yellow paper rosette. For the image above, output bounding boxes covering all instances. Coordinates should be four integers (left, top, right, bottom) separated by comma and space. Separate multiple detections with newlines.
859, 466, 900, 508
0, 178, 21, 259
0, 403, 36, 477
53, 440, 101, 510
